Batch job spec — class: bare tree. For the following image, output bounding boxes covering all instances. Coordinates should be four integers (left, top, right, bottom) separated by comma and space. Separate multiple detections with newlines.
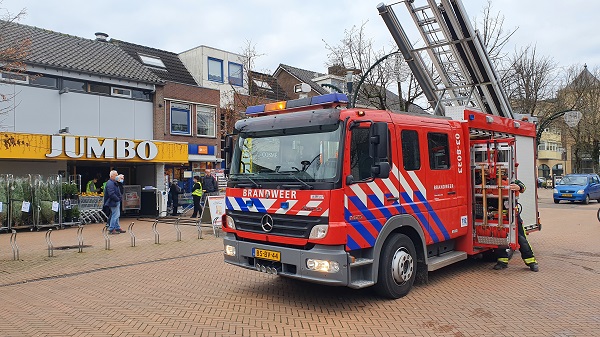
323, 22, 411, 111
472, 0, 518, 65
0, 5, 29, 124
503, 45, 557, 116
554, 65, 600, 173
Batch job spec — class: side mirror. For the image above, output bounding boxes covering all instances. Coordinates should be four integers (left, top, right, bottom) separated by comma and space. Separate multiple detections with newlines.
371, 161, 390, 179
369, 122, 390, 178
224, 135, 234, 168
369, 122, 389, 161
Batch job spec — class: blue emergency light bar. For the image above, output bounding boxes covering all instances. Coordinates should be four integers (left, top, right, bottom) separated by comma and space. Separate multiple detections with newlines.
245, 93, 348, 116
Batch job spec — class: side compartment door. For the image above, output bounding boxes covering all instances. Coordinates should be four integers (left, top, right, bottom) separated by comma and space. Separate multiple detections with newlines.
343, 125, 397, 251
422, 126, 465, 241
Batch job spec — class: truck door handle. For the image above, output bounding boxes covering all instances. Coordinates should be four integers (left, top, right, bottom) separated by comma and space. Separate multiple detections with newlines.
386, 196, 399, 202
447, 191, 456, 195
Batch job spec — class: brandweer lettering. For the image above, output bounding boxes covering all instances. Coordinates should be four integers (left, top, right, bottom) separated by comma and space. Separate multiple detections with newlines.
242, 189, 297, 199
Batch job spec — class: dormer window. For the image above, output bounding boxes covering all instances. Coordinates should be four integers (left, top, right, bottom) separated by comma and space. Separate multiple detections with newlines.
138, 54, 166, 68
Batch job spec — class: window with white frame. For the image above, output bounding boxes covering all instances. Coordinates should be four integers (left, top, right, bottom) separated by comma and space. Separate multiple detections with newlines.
253, 79, 273, 92
196, 105, 216, 137
0, 71, 29, 84
171, 103, 191, 135
228, 62, 243, 86
208, 57, 223, 82
138, 54, 166, 68
112, 87, 132, 98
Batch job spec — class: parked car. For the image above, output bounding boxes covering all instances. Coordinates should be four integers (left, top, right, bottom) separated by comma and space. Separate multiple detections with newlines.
553, 173, 600, 204
537, 177, 546, 188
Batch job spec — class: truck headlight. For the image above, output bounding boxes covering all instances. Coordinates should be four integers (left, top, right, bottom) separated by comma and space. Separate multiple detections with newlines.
225, 215, 236, 229
224, 245, 236, 257
309, 224, 328, 239
306, 259, 339, 273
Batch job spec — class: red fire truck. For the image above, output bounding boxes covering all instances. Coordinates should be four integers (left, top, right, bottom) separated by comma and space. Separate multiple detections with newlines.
222, 1, 540, 299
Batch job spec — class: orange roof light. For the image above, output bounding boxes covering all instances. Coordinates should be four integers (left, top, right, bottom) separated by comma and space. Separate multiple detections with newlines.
265, 101, 287, 112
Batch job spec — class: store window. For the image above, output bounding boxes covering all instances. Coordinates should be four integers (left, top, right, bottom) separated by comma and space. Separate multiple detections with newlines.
88, 83, 110, 95
428, 132, 450, 170
30, 75, 57, 88
62, 79, 86, 92
401, 129, 421, 171
208, 57, 223, 82
197, 105, 216, 137
0, 71, 28, 84
171, 103, 191, 135
228, 62, 243, 86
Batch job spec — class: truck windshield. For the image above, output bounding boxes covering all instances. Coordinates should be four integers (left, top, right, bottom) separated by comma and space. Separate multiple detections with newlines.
230, 123, 342, 184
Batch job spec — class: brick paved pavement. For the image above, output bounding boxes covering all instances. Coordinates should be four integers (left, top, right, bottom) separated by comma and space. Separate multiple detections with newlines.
0, 189, 599, 337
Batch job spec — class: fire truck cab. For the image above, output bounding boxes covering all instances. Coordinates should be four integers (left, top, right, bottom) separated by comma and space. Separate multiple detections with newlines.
222, 93, 539, 298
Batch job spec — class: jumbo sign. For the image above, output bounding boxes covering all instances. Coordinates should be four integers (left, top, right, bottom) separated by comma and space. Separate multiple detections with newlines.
0, 132, 188, 163
46, 135, 158, 160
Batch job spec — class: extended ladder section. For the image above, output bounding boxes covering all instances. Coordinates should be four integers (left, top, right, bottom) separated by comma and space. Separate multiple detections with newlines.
377, 1, 514, 118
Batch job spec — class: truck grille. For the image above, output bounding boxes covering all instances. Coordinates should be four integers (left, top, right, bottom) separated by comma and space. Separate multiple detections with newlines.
227, 210, 327, 238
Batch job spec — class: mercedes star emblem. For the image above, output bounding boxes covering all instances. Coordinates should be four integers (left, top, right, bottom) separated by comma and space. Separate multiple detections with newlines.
261, 214, 274, 232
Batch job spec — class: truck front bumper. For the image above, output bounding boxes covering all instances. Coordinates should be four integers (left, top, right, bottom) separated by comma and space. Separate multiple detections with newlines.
223, 233, 349, 286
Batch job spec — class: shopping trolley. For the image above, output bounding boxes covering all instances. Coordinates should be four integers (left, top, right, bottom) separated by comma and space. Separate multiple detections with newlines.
78, 195, 107, 224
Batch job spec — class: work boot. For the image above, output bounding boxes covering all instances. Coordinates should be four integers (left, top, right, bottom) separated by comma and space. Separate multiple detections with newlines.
528, 262, 539, 272
493, 262, 508, 270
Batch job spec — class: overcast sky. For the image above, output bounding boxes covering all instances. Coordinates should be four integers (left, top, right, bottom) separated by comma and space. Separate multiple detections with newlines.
2, 0, 599, 75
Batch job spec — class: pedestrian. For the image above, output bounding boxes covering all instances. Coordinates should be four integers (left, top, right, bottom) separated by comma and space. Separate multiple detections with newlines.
202, 169, 218, 196
104, 170, 125, 234
493, 179, 539, 272
86, 177, 100, 193
191, 176, 203, 218
169, 179, 182, 216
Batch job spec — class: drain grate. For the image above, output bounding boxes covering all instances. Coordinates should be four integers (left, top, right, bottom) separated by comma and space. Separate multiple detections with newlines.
54, 245, 92, 250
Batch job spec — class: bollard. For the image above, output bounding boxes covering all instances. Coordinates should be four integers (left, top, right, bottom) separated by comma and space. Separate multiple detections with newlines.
10, 230, 19, 260
196, 221, 203, 239
128, 222, 135, 247
45, 229, 54, 257
175, 218, 182, 242
152, 220, 160, 244
102, 226, 110, 250
212, 217, 221, 238
77, 225, 84, 253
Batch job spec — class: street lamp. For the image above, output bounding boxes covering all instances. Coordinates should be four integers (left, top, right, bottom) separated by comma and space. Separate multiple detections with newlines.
535, 109, 581, 145
350, 51, 398, 108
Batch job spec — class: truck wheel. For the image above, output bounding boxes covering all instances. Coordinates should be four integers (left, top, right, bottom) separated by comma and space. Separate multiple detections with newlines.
374, 233, 416, 299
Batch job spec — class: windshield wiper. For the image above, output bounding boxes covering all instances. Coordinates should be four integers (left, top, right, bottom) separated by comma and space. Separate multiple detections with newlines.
280, 172, 312, 190
232, 175, 261, 188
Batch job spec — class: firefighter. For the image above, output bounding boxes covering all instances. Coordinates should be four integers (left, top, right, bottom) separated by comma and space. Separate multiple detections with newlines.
493, 179, 539, 272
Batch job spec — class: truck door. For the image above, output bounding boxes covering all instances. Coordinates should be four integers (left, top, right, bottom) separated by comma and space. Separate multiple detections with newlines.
422, 125, 465, 242
343, 124, 397, 251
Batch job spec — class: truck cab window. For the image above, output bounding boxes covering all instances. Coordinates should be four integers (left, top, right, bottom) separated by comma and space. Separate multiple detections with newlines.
350, 128, 374, 181
428, 132, 450, 170
401, 130, 421, 170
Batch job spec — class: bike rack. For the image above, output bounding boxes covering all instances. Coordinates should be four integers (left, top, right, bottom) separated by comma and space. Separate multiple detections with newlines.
128, 222, 136, 247
174, 218, 182, 241
102, 226, 110, 250
196, 221, 203, 239
45, 229, 54, 257
9, 229, 19, 260
152, 220, 160, 244
77, 225, 84, 253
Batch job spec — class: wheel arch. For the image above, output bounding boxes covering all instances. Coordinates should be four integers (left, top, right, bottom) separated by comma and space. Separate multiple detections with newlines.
371, 214, 427, 283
